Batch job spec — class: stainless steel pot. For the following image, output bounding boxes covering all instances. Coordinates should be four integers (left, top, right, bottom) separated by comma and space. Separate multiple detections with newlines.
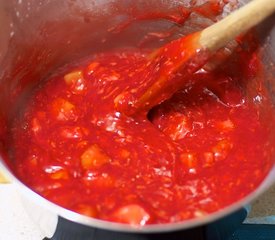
0, 0, 274, 237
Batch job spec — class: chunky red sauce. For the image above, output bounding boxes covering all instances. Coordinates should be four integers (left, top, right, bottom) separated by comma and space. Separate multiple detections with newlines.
10, 37, 274, 225
8, 0, 274, 227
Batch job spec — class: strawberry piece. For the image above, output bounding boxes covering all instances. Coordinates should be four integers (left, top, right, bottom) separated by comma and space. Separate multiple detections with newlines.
81, 144, 111, 170
111, 204, 150, 226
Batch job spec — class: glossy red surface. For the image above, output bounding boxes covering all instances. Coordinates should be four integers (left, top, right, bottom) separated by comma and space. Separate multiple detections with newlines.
10, 35, 274, 225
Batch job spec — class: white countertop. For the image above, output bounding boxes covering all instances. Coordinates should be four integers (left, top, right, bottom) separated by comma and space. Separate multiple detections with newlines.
0, 183, 44, 240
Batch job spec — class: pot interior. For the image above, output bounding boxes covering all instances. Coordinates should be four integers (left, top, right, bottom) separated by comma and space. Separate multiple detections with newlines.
0, 0, 274, 232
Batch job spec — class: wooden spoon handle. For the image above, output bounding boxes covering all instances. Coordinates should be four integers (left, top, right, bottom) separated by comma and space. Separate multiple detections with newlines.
116, 0, 275, 116
0, 171, 9, 183
200, 0, 275, 52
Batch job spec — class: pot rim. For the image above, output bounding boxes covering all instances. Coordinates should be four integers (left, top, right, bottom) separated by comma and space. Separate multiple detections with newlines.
0, 159, 274, 233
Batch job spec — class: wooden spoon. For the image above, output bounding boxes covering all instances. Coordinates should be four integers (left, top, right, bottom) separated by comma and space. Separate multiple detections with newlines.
115, 0, 275, 116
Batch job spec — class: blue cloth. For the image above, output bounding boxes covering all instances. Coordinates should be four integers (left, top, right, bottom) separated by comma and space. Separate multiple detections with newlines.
205, 208, 248, 240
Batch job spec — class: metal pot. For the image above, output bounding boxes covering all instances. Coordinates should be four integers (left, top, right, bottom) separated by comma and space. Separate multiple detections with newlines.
0, 0, 274, 238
